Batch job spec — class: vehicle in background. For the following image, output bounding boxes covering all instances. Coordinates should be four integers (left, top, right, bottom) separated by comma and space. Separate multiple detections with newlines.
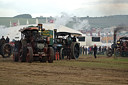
53, 29, 80, 59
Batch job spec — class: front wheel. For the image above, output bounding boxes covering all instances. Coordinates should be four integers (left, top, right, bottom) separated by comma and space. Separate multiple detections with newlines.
13, 52, 19, 62
60, 48, 64, 60
48, 47, 54, 63
106, 48, 113, 57
26, 47, 33, 63
20, 46, 27, 62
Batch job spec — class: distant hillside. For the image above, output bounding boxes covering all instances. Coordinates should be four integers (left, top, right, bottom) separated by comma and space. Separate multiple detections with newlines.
84, 15, 128, 28
0, 15, 128, 28
13, 14, 32, 18
66, 15, 128, 29
0, 17, 46, 27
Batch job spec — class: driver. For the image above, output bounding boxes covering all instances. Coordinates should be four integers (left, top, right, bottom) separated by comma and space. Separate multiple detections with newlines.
66, 34, 72, 45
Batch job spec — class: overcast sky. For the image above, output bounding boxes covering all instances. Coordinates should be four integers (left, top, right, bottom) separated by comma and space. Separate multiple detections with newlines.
0, 0, 128, 17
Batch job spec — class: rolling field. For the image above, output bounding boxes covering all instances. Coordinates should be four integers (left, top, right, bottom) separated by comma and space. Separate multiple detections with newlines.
0, 55, 128, 85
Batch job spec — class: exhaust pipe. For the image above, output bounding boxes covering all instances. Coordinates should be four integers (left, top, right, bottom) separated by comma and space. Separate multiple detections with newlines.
113, 30, 116, 45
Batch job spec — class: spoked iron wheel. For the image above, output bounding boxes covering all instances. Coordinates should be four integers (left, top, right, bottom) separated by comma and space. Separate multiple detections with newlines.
1, 43, 12, 58
106, 48, 113, 57
71, 42, 80, 59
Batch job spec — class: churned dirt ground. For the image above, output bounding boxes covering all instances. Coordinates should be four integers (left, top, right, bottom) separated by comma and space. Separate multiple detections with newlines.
0, 55, 128, 85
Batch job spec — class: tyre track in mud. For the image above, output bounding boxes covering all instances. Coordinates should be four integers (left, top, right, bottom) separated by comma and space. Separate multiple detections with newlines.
0, 56, 128, 85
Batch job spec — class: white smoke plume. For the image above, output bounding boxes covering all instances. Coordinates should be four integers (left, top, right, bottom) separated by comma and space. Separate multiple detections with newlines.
0, 25, 8, 38
0, 25, 25, 41
54, 12, 90, 31
54, 12, 73, 29
73, 19, 90, 30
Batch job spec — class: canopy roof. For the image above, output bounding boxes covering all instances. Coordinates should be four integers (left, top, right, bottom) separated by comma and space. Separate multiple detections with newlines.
19, 26, 38, 32
119, 37, 128, 40
43, 24, 82, 35
5, 23, 82, 41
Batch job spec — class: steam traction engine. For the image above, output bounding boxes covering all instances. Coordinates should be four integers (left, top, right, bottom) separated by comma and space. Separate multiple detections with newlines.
114, 37, 128, 57
54, 30, 80, 60
106, 26, 128, 57
13, 24, 54, 63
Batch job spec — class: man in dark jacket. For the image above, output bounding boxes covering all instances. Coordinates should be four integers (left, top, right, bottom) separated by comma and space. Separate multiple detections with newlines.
6, 36, 10, 43
0, 36, 6, 44
93, 44, 97, 58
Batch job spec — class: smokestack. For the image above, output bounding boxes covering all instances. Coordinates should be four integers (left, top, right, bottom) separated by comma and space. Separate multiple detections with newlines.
113, 30, 116, 45
113, 25, 128, 44
54, 29, 57, 43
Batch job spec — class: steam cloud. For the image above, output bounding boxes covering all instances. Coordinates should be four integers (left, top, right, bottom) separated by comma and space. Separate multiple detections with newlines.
54, 12, 90, 30
0, 25, 8, 38
54, 12, 73, 28
73, 18, 90, 30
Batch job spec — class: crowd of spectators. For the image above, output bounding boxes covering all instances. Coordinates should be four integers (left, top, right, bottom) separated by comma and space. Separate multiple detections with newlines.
80, 45, 108, 55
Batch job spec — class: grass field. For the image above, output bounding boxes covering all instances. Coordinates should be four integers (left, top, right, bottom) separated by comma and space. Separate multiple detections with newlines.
0, 55, 128, 85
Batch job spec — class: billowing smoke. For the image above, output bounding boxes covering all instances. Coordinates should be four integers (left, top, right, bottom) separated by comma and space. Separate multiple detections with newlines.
0, 25, 22, 41
114, 25, 128, 33
113, 25, 128, 44
54, 12, 90, 31
0, 25, 8, 38
73, 18, 90, 30
54, 12, 73, 28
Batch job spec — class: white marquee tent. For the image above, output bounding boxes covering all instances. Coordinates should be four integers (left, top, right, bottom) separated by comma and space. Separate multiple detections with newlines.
0, 23, 82, 41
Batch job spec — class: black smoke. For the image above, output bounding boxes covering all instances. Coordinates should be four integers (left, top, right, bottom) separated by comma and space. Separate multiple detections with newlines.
114, 25, 128, 33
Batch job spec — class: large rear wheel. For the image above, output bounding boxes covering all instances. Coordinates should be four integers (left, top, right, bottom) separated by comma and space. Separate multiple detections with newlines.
1, 43, 12, 58
71, 42, 80, 59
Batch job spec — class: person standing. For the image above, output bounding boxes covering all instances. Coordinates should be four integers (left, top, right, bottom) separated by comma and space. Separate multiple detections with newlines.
99, 46, 101, 53
0, 36, 6, 44
6, 36, 10, 43
85, 47, 87, 55
93, 44, 97, 58
82, 46, 85, 55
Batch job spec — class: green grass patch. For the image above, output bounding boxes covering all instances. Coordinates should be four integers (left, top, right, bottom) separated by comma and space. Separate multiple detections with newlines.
52, 56, 128, 70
